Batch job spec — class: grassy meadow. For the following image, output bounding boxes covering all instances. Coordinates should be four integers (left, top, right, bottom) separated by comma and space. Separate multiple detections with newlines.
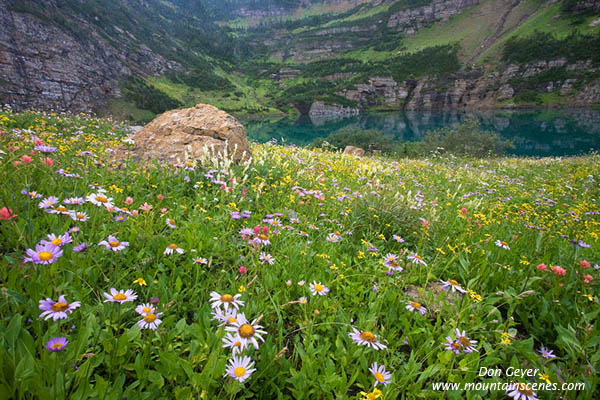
0, 109, 599, 399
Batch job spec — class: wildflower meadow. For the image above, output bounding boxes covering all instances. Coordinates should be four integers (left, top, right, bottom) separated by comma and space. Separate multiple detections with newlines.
0, 109, 599, 399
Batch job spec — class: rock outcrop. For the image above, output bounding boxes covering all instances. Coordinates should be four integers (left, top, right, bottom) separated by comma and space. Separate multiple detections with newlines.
336, 60, 600, 111
309, 101, 360, 117
0, 1, 180, 112
388, 0, 481, 34
123, 104, 251, 164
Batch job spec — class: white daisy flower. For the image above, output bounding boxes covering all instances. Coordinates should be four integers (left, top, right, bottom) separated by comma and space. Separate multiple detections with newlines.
211, 308, 238, 326
259, 252, 275, 265
135, 303, 155, 316
137, 312, 162, 330
164, 244, 184, 255
495, 240, 510, 250
225, 313, 267, 351
221, 332, 243, 355
224, 355, 256, 383
309, 281, 329, 296
102, 288, 137, 304
86, 193, 114, 208
209, 291, 244, 311
69, 211, 89, 222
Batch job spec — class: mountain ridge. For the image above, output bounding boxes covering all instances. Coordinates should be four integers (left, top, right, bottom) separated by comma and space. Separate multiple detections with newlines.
0, 0, 599, 120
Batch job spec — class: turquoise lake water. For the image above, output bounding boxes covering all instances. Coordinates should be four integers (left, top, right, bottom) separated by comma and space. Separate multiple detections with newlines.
243, 108, 600, 157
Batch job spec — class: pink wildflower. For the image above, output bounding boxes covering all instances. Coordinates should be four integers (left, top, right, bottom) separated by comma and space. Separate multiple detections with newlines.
551, 265, 566, 276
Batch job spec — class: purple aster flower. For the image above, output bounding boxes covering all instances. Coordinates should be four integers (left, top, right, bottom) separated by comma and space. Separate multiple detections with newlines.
21, 190, 42, 199
41, 233, 72, 247
35, 145, 57, 153
39, 295, 81, 321
506, 382, 538, 400
241, 210, 251, 218
38, 196, 59, 209
383, 253, 403, 271
539, 347, 556, 359
24, 243, 63, 264
98, 235, 128, 251
444, 336, 462, 354
45, 337, 68, 351
73, 242, 88, 253
63, 197, 84, 205
68, 226, 80, 234
440, 279, 467, 294
114, 214, 128, 222
577, 240, 590, 248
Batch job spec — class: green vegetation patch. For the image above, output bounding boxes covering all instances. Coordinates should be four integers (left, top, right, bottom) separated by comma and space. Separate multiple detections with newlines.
122, 77, 182, 115
503, 31, 600, 64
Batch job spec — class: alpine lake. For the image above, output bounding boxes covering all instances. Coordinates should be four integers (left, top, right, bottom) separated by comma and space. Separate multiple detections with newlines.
243, 108, 600, 157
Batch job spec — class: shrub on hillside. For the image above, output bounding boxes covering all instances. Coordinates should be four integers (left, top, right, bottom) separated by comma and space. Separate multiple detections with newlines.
420, 119, 515, 157
122, 77, 182, 115
503, 31, 600, 64
310, 128, 393, 153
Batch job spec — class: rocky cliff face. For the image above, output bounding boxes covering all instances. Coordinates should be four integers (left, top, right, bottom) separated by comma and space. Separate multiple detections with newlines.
0, 2, 180, 112
388, 0, 480, 34
335, 59, 600, 111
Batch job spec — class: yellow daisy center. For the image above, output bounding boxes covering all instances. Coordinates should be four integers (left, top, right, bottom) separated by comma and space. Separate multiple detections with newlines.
56, 206, 67, 212
517, 383, 533, 396
144, 313, 157, 323
458, 336, 471, 347
51, 302, 68, 312
220, 294, 234, 302
109, 241, 120, 247
374, 372, 385, 382
449, 279, 460, 286
239, 323, 255, 338
96, 196, 107, 203
168, 219, 175, 225
168, 244, 178, 249
452, 342, 462, 350
259, 234, 268, 240
51, 238, 62, 246
360, 331, 377, 343
234, 341, 241, 347
234, 367, 246, 377
113, 293, 127, 301
227, 317, 237, 323
142, 307, 152, 314
51, 343, 63, 350
410, 302, 422, 309
314, 284, 323, 292
38, 251, 53, 261
77, 213, 85, 219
